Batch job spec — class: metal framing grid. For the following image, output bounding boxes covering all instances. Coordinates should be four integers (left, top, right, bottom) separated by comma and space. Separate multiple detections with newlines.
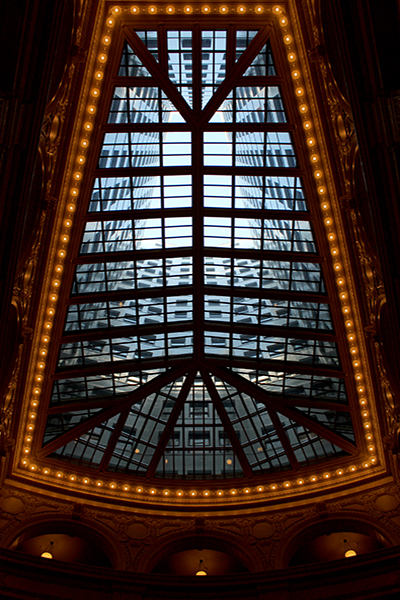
36, 17, 360, 484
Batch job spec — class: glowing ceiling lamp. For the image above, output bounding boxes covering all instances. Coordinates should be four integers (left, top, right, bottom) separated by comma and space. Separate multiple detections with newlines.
343, 538, 357, 558
196, 558, 208, 576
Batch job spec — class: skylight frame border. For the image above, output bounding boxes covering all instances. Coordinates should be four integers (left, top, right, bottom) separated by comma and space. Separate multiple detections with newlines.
14, 1, 384, 509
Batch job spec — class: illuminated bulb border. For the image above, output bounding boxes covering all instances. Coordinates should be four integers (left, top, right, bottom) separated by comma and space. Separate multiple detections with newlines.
28, 461, 379, 498
25, 5, 377, 498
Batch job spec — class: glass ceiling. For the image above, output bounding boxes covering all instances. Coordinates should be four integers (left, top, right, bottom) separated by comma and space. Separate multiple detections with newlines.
41, 26, 357, 481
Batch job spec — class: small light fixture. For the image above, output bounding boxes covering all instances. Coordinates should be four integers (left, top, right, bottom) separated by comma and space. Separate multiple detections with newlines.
41, 541, 54, 559
343, 538, 357, 558
196, 558, 208, 576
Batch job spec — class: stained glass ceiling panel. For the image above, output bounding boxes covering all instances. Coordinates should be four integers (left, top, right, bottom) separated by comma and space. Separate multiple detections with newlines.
41, 24, 358, 483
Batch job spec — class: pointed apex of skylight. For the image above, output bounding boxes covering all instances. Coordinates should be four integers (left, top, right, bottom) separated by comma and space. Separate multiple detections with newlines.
118, 41, 152, 77
155, 371, 245, 479
243, 40, 276, 76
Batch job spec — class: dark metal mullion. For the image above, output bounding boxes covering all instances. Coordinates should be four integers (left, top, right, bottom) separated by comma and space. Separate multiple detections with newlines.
98, 407, 130, 472
104, 122, 193, 133
158, 24, 167, 73
193, 25, 201, 117
74, 247, 193, 266
268, 409, 300, 470
47, 397, 125, 415
59, 320, 192, 345
202, 207, 315, 222
39, 363, 193, 457
203, 247, 323, 263
66, 286, 193, 306
227, 24, 236, 73
192, 149, 204, 358
199, 322, 338, 343
93, 165, 300, 178
146, 368, 196, 479
202, 369, 253, 479
203, 357, 345, 379
203, 285, 330, 305
204, 122, 295, 132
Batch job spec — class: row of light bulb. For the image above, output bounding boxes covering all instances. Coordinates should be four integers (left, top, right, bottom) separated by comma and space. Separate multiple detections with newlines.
280, 11, 376, 457
22, 16, 113, 464
20, 461, 377, 497
111, 4, 271, 16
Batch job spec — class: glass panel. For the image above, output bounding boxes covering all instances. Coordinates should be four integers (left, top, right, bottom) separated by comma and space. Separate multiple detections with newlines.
211, 86, 286, 123
236, 131, 296, 167
50, 370, 165, 405
279, 415, 346, 465
155, 374, 244, 479
51, 415, 120, 466
204, 295, 333, 331
236, 30, 259, 62
202, 30, 227, 108
80, 217, 192, 254
295, 407, 355, 441
118, 41, 151, 77
232, 368, 348, 403
43, 408, 103, 444
107, 379, 183, 474
243, 42, 276, 76
203, 257, 325, 293
167, 30, 193, 108
204, 330, 340, 365
135, 30, 159, 62
214, 378, 290, 472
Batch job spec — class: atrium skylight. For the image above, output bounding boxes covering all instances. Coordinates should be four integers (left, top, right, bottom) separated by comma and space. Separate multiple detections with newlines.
37, 18, 359, 485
